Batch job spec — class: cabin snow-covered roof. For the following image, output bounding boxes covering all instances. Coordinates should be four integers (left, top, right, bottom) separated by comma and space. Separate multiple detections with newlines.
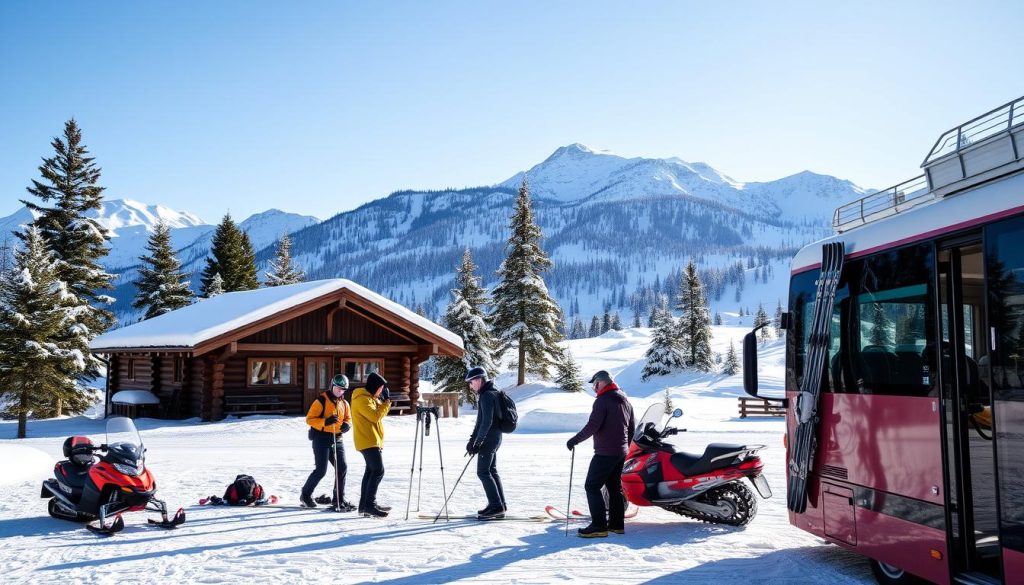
90, 279, 463, 353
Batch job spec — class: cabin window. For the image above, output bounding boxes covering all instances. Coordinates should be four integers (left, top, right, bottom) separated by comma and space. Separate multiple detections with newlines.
126, 358, 136, 381
172, 357, 184, 383
248, 358, 296, 386
342, 360, 383, 385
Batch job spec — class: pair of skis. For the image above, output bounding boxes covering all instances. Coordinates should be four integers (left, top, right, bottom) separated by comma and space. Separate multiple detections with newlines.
787, 242, 845, 513
544, 505, 640, 522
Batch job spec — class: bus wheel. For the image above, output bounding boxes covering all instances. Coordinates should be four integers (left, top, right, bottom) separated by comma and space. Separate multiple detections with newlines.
869, 560, 923, 585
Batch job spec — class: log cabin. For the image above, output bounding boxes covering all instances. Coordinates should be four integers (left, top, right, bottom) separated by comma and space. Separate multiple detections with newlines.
89, 279, 464, 420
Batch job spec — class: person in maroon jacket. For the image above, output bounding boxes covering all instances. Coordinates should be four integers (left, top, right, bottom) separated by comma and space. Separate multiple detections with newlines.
566, 370, 636, 538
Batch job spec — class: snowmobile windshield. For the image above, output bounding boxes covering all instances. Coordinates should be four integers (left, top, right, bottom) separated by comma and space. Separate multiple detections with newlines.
105, 416, 143, 453
634, 404, 669, 442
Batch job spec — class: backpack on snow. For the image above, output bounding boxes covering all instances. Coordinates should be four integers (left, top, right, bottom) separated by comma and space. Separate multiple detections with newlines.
494, 391, 518, 433
223, 474, 265, 505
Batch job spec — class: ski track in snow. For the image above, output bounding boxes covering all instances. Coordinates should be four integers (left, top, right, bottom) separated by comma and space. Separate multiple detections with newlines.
0, 329, 873, 584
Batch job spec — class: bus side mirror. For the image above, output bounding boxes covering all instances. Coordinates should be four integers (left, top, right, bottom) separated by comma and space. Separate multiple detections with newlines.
743, 330, 759, 398
780, 312, 791, 330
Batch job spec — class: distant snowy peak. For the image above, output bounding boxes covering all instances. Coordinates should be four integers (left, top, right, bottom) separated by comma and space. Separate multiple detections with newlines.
499, 143, 866, 220
93, 199, 207, 233
236, 209, 320, 250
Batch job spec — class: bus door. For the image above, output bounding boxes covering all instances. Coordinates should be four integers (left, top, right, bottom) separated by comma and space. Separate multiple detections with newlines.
938, 238, 1002, 580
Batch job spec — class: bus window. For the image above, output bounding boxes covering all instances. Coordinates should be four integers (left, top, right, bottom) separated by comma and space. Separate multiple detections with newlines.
850, 244, 937, 396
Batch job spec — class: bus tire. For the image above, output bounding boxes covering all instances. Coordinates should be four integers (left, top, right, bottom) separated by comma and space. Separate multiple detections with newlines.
869, 559, 924, 585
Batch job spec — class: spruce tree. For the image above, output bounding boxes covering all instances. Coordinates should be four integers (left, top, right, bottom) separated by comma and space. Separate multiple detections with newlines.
641, 307, 686, 381
133, 221, 193, 319
755, 303, 771, 341
632, 312, 642, 328
773, 299, 784, 339
554, 348, 584, 393
433, 249, 499, 405
676, 260, 714, 372
265, 232, 304, 286
490, 178, 564, 385
714, 311, 723, 326
205, 273, 225, 298
723, 340, 740, 375
201, 214, 259, 295
601, 308, 612, 334
20, 119, 113, 414
663, 388, 674, 415
0, 227, 95, 437
589, 316, 602, 338
610, 312, 623, 331
569, 317, 587, 340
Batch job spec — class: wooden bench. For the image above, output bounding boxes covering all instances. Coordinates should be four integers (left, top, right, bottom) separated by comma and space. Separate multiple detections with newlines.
224, 394, 288, 416
738, 397, 786, 418
418, 392, 460, 418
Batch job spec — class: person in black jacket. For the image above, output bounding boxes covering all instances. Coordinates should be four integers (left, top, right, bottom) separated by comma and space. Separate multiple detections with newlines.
465, 367, 507, 520
566, 370, 635, 538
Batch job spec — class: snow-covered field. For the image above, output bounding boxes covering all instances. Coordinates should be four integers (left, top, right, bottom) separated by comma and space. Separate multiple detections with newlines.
0, 327, 874, 584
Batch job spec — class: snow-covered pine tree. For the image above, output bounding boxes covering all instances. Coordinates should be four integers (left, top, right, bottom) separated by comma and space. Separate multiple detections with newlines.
641, 307, 685, 381
773, 299, 784, 339
632, 312, 642, 328
723, 340, 740, 375
610, 312, 623, 331
589, 316, 601, 337
200, 214, 259, 295
662, 388, 674, 415
569, 317, 586, 339
601, 308, 612, 334
676, 260, 713, 372
265, 232, 305, 287
755, 303, 771, 341
205, 273, 225, 298
20, 119, 114, 415
0, 227, 95, 437
132, 221, 193, 320
491, 178, 564, 385
713, 311, 723, 326
554, 348, 584, 392
433, 249, 499, 405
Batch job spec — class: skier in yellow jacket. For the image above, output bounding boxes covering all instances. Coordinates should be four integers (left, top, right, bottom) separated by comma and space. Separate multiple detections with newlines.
351, 371, 392, 517
301, 374, 354, 511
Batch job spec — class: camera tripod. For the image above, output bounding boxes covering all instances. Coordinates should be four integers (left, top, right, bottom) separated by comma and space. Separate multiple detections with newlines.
404, 405, 449, 520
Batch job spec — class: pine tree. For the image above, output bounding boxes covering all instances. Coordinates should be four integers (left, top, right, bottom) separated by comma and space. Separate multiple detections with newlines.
723, 340, 740, 375
714, 311, 723, 326
676, 260, 714, 372
0, 227, 96, 437
201, 214, 259, 295
755, 303, 771, 341
554, 348, 584, 393
632, 312, 642, 328
491, 178, 564, 385
569, 317, 587, 340
610, 312, 623, 331
601, 308, 612, 334
205, 273, 225, 298
265, 232, 304, 286
433, 249, 500, 405
20, 119, 113, 415
132, 221, 193, 319
642, 307, 686, 381
589, 316, 602, 338
773, 299, 784, 339
663, 388, 674, 415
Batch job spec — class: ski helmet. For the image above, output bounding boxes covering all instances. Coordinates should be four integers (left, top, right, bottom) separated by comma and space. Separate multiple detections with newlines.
331, 374, 349, 389
464, 367, 487, 382
62, 436, 95, 466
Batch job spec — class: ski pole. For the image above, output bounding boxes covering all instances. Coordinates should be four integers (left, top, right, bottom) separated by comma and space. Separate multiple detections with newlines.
405, 412, 422, 520
565, 447, 575, 536
434, 453, 475, 523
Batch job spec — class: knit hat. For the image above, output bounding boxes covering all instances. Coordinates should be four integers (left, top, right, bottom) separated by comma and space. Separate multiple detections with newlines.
365, 372, 387, 394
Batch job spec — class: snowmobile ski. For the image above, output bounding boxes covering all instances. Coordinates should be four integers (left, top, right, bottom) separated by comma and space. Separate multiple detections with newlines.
85, 514, 125, 536
148, 507, 187, 529
787, 241, 845, 513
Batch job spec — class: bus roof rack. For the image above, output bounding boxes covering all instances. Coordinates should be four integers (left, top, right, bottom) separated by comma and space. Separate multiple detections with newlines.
833, 95, 1024, 233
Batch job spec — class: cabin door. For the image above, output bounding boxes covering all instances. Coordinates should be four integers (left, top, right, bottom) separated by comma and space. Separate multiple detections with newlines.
304, 357, 332, 411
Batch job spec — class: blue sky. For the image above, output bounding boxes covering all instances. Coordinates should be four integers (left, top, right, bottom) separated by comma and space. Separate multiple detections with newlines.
1, 1, 1022, 222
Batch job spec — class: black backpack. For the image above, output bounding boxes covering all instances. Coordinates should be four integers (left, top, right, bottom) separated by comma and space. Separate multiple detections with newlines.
494, 391, 518, 433
223, 474, 265, 505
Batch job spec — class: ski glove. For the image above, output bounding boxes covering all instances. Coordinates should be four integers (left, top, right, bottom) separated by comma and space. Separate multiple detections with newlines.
325, 414, 339, 426
379, 386, 391, 402
566, 439, 577, 451
466, 440, 480, 455
340, 421, 351, 434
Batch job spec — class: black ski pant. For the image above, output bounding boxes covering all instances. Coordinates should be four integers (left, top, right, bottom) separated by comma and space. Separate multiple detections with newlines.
359, 447, 385, 510
476, 435, 506, 509
584, 454, 626, 530
302, 431, 346, 501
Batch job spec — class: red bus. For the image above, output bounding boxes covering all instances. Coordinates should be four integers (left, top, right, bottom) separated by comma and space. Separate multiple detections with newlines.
744, 96, 1024, 585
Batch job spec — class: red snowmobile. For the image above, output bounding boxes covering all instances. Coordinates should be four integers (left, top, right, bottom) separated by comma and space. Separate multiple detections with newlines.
40, 416, 185, 535
621, 404, 771, 526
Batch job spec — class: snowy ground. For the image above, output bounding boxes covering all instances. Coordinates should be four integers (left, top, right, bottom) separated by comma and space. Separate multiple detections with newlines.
0, 327, 874, 584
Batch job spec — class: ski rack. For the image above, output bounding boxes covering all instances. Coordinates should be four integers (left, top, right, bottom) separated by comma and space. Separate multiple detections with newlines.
787, 241, 845, 514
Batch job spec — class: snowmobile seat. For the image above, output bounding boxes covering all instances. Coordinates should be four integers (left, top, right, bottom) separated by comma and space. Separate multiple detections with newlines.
54, 461, 91, 503
670, 443, 747, 476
